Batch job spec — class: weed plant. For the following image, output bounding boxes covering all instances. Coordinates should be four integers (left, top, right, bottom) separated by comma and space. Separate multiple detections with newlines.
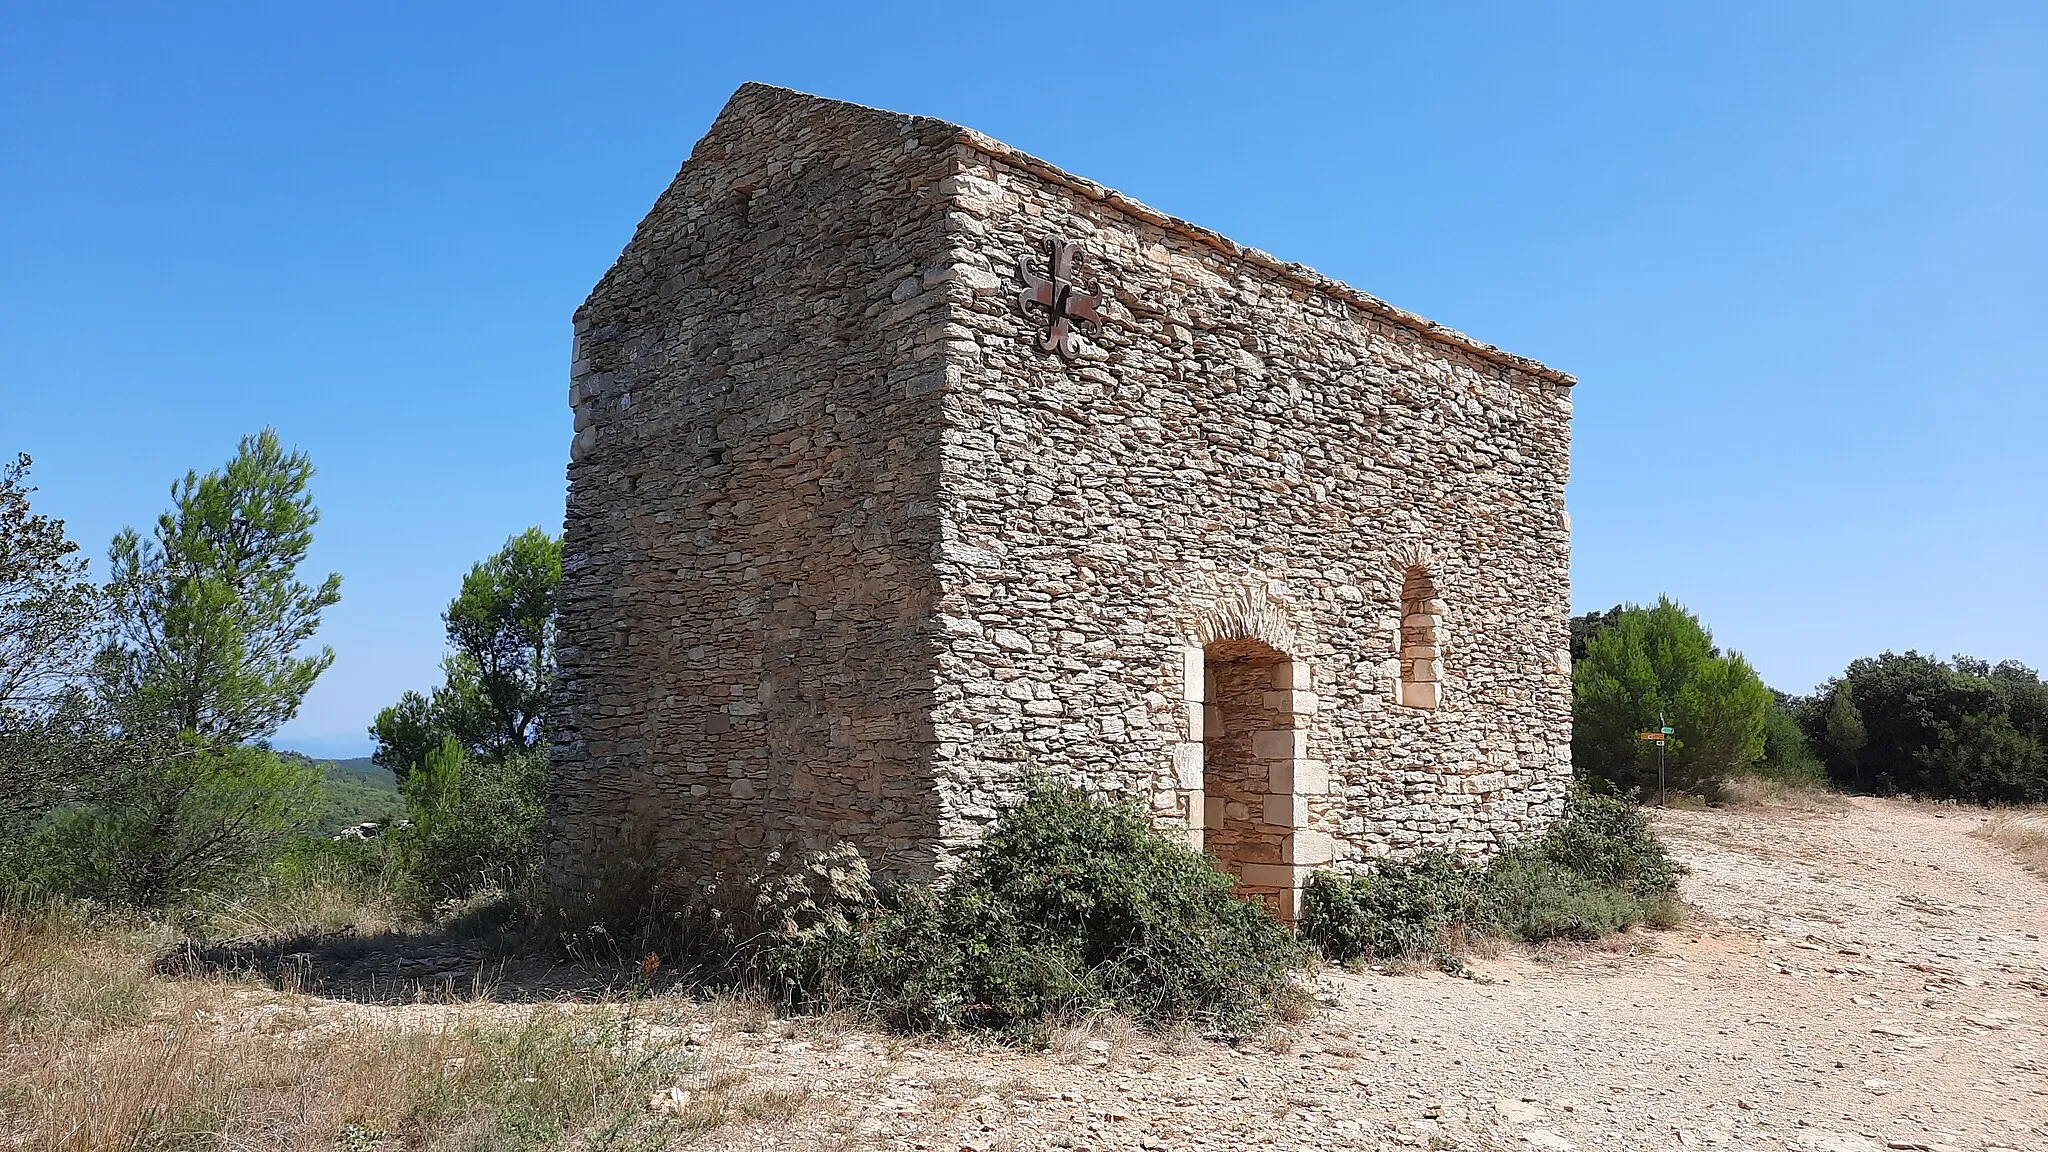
1302, 792, 1681, 971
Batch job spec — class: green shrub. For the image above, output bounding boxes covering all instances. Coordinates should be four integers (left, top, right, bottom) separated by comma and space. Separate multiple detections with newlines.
393, 739, 545, 907
273, 833, 391, 892
1752, 700, 1827, 787
1536, 792, 1678, 900
1302, 792, 1680, 966
1484, 845, 1644, 942
808, 778, 1302, 1037
22, 741, 319, 909
1299, 850, 1485, 966
616, 777, 1303, 1041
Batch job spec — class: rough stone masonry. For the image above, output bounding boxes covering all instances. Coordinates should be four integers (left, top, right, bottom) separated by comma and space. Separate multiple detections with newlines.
548, 83, 1575, 919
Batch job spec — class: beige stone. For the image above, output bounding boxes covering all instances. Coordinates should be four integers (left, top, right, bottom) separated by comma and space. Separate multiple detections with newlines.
544, 84, 1574, 913
1251, 728, 1309, 762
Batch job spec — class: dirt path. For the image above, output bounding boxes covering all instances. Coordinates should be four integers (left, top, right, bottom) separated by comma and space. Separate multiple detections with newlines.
619, 797, 2047, 1152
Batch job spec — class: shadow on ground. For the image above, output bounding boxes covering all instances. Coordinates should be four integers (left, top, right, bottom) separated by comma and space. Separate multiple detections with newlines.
154, 912, 656, 1003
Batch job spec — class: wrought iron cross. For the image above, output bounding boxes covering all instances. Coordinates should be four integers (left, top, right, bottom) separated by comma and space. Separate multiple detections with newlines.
1016, 239, 1103, 360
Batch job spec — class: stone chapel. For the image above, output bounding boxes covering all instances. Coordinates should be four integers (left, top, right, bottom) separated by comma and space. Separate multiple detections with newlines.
546, 83, 1576, 919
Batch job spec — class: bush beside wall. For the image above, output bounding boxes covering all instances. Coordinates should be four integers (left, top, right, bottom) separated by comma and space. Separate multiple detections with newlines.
1302, 793, 1681, 969
607, 777, 1305, 1041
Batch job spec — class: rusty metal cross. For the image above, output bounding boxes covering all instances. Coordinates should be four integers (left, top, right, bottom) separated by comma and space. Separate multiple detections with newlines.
1016, 239, 1103, 360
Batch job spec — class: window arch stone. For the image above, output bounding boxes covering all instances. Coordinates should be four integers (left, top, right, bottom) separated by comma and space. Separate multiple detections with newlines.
1398, 565, 1443, 710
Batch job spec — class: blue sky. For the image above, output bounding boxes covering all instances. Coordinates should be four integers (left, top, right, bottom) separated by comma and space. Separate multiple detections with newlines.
4, 3, 2042, 757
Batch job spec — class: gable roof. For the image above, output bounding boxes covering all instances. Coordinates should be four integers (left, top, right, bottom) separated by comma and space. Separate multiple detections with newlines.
720, 83, 1575, 388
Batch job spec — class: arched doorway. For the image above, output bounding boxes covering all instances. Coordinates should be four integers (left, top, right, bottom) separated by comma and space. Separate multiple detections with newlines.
1190, 638, 1321, 920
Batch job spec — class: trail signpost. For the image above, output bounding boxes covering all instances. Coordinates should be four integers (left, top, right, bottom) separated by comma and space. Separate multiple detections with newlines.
1638, 717, 1673, 805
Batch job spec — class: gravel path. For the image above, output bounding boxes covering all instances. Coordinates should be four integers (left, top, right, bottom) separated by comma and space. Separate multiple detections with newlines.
663, 797, 2047, 1152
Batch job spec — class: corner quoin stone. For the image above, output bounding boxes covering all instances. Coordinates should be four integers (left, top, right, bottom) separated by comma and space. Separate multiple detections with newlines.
544, 82, 1575, 919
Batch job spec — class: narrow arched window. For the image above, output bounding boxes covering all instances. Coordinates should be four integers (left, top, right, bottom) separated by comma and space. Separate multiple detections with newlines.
1398, 567, 1442, 710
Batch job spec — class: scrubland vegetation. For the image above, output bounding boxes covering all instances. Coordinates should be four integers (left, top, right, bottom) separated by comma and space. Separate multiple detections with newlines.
3, 434, 2046, 1148
1301, 792, 1680, 972
1569, 598, 2048, 805
0, 900, 805, 1151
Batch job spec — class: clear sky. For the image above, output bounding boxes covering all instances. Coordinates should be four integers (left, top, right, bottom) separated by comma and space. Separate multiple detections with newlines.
4, 3, 2042, 758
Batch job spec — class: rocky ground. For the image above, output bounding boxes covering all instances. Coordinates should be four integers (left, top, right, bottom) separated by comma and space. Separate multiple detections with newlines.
617, 796, 2046, 1152
182, 797, 2048, 1151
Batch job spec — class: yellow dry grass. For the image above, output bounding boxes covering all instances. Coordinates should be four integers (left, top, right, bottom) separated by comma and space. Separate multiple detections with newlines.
1716, 776, 1850, 813
0, 902, 817, 1151
1975, 810, 2048, 877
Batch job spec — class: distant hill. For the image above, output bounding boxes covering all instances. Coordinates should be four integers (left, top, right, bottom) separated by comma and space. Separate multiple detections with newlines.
281, 751, 403, 835
317, 756, 398, 792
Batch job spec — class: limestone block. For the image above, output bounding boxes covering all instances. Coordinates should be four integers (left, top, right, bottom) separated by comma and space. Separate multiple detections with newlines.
1401, 681, 1440, 710
1283, 829, 1333, 866
1237, 862, 1300, 888
1269, 758, 1330, 796
1263, 689, 1319, 715
1181, 645, 1205, 702
1263, 792, 1309, 830
1270, 661, 1312, 691
1171, 742, 1203, 789
991, 629, 1034, 653
1273, 886, 1303, 921
1251, 728, 1309, 761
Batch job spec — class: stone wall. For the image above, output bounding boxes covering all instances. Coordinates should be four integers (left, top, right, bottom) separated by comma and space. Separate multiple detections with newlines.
549, 85, 965, 899
548, 84, 1575, 917
922, 127, 1576, 914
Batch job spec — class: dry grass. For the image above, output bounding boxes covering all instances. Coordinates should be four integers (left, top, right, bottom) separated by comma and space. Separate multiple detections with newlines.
0, 901, 825, 1151
1, 902, 165, 1041
1975, 810, 2048, 877
194, 876, 418, 945
1717, 776, 1850, 813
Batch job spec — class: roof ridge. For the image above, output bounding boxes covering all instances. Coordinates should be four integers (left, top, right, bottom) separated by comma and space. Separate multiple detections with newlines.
717, 83, 1575, 387
947, 124, 1574, 387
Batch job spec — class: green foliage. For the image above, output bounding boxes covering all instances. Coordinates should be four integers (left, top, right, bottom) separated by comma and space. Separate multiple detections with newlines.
0, 453, 103, 713
270, 831, 392, 894
629, 778, 1303, 1040
364, 531, 560, 907
367, 689, 446, 786
26, 741, 319, 907
401, 736, 465, 834
1533, 791, 1679, 899
372, 529, 560, 778
95, 429, 340, 746
273, 752, 402, 836
0, 694, 116, 850
1820, 680, 1869, 784
3, 432, 342, 909
1568, 605, 1623, 665
1296, 850, 1481, 966
1800, 652, 2048, 803
1302, 793, 1680, 969
1754, 694, 1827, 786
0, 454, 109, 846
444, 527, 559, 755
1571, 597, 1772, 796
393, 739, 546, 906
312, 757, 402, 836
